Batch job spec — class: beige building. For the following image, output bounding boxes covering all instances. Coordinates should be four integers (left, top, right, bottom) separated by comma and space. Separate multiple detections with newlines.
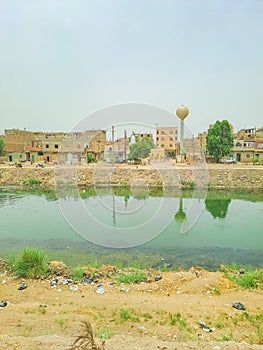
150, 148, 166, 161
4, 128, 106, 163
4, 129, 33, 162
156, 127, 179, 155
197, 132, 207, 153
133, 133, 154, 143
233, 127, 263, 163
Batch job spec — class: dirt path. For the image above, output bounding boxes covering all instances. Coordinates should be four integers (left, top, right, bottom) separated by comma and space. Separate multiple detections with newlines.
1, 267, 263, 349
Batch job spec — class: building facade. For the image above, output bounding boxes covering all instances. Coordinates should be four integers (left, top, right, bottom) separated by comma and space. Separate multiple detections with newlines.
156, 126, 179, 155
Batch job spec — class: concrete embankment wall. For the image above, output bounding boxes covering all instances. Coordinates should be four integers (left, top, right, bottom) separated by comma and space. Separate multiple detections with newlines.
0, 164, 263, 191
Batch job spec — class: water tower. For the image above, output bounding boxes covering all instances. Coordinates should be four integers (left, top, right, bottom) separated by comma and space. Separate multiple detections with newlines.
176, 105, 189, 157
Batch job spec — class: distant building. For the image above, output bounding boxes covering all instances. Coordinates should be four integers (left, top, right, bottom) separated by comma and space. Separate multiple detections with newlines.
4, 129, 33, 162
150, 148, 166, 161
156, 126, 179, 155
4, 128, 106, 163
133, 133, 154, 143
104, 137, 129, 163
233, 127, 263, 163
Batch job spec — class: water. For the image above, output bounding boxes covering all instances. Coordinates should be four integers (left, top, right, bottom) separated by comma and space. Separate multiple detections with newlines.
0, 187, 263, 270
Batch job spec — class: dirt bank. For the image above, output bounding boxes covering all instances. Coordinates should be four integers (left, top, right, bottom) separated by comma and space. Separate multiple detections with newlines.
0, 162, 263, 191
0, 265, 263, 349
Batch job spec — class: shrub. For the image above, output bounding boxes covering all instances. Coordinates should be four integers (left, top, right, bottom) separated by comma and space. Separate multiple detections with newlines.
223, 265, 263, 289
11, 248, 49, 278
23, 178, 41, 185
70, 267, 84, 282
116, 271, 145, 285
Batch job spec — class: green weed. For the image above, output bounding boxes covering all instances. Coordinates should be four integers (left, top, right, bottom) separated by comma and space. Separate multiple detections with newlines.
118, 308, 140, 323
116, 271, 145, 285
55, 318, 65, 327
96, 328, 114, 340
70, 266, 84, 282
224, 265, 263, 289
10, 248, 49, 278
23, 178, 41, 185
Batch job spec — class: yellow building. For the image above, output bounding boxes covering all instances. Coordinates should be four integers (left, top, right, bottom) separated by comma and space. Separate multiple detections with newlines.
156, 127, 179, 155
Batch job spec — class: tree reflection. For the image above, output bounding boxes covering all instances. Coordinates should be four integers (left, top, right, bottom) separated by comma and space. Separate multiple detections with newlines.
174, 196, 186, 223
205, 198, 231, 219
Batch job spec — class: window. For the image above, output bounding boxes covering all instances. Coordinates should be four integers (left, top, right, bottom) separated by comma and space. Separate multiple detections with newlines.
169, 130, 173, 134
161, 144, 164, 147
54, 144, 59, 149
45, 144, 49, 148
38, 151, 43, 156
161, 131, 165, 134
157, 131, 159, 134
161, 137, 165, 141
156, 137, 159, 141
169, 137, 173, 141
169, 144, 173, 147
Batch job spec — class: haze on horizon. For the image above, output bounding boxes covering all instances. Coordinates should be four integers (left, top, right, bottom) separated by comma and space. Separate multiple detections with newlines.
1, 1, 263, 137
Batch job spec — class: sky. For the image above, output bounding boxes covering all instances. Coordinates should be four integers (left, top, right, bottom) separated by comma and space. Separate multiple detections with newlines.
1, 0, 263, 139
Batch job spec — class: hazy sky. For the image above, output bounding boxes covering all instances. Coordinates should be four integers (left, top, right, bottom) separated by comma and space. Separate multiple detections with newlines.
1, 0, 263, 138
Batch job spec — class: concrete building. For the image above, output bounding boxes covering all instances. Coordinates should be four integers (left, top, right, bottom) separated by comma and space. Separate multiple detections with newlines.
233, 128, 263, 163
133, 133, 154, 143
4, 128, 106, 164
4, 129, 34, 162
150, 148, 166, 161
156, 126, 179, 156
104, 137, 129, 163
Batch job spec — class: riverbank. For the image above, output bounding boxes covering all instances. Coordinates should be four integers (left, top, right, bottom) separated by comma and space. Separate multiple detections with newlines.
1, 162, 263, 190
0, 260, 263, 350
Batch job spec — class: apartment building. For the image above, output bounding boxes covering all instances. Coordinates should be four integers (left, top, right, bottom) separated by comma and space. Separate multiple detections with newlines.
156, 126, 179, 155
233, 128, 263, 163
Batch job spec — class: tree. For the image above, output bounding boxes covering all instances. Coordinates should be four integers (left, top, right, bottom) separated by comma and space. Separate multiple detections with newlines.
205, 198, 231, 219
0, 139, 4, 156
128, 137, 153, 161
206, 120, 233, 162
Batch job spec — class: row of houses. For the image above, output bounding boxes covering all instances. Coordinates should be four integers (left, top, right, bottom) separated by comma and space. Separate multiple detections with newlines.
1, 124, 263, 164
0, 127, 180, 164
2, 129, 107, 163
197, 127, 263, 163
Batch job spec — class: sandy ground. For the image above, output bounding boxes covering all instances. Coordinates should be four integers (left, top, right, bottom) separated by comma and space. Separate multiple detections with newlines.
0, 266, 263, 350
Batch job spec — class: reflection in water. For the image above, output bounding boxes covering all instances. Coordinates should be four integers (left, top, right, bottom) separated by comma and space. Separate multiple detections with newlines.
205, 198, 231, 218
1, 187, 263, 269
174, 196, 186, 223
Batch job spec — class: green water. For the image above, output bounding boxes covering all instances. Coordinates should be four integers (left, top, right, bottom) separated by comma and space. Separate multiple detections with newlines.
0, 187, 262, 270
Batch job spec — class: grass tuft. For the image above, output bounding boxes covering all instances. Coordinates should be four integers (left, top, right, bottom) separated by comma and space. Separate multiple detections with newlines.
115, 271, 145, 285
9, 248, 49, 279
70, 266, 84, 282
223, 265, 263, 289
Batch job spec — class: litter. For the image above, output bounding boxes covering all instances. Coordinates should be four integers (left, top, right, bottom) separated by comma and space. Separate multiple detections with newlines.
198, 319, 215, 332
155, 276, 162, 282
0, 300, 7, 309
50, 278, 58, 287
69, 285, 79, 291
62, 278, 72, 285
18, 282, 27, 290
232, 302, 245, 311
94, 286, 105, 294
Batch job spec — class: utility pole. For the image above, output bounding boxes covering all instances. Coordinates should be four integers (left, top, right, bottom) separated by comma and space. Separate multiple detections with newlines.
111, 126, 115, 143
124, 130, 127, 162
